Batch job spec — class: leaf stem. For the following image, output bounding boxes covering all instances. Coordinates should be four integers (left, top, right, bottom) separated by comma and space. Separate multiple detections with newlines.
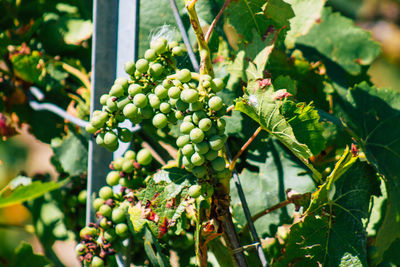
204, 0, 231, 43
226, 104, 234, 113
230, 127, 262, 170
185, 0, 214, 76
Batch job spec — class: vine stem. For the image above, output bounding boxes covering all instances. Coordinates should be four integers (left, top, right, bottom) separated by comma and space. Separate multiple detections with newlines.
185, 0, 214, 76
204, 0, 231, 43
230, 126, 262, 170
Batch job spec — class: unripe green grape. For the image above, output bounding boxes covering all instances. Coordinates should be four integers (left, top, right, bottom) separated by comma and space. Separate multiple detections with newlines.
162, 79, 173, 89
144, 48, 157, 61
188, 82, 197, 88
175, 110, 185, 120
180, 121, 195, 134
124, 61, 136, 75
192, 166, 207, 178
119, 128, 133, 142
182, 156, 194, 168
153, 85, 166, 99
183, 115, 193, 122
209, 135, 225, 151
136, 58, 149, 73
122, 159, 134, 173
150, 63, 164, 77
181, 89, 198, 103
99, 204, 112, 217
208, 96, 223, 111
152, 113, 168, 129
116, 223, 129, 237
128, 83, 143, 96
194, 141, 209, 154
191, 152, 205, 166
133, 93, 148, 108
190, 128, 204, 143
217, 118, 226, 130
115, 77, 129, 88
159, 102, 171, 114
172, 46, 184, 56
100, 94, 109, 105
168, 41, 179, 49
140, 106, 154, 119
149, 94, 161, 109
192, 110, 206, 124
78, 190, 87, 204
168, 86, 181, 99
75, 243, 86, 255
188, 185, 202, 198
110, 84, 124, 97
137, 148, 152, 165
113, 157, 124, 170
112, 207, 126, 223
99, 186, 113, 200
169, 98, 178, 106
151, 37, 168, 54
177, 69, 192, 83
175, 99, 189, 111
173, 79, 182, 87
176, 135, 190, 148
80, 226, 97, 239
212, 157, 226, 172
130, 114, 143, 124
96, 132, 105, 146
202, 80, 211, 88
85, 123, 98, 134
93, 198, 104, 211
205, 126, 217, 138
106, 97, 118, 112
205, 149, 218, 161
106, 171, 120, 186
91, 256, 105, 267
198, 118, 212, 131
182, 144, 195, 157
123, 103, 139, 119
100, 217, 110, 229
103, 228, 116, 242
211, 78, 224, 92
104, 131, 118, 146
105, 142, 119, 152
124, 150, 136, 160
189, 101, 203, 111
117, 96, 131, 110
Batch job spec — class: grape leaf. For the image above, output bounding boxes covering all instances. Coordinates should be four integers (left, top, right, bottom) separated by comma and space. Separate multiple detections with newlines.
51, 129, 88, 176
230, 139, 315, 237
224, 0, 293, 41
10, 242, 51, 267
10, 51, 43, 84
0, 179, 68, 208
284, 0, 326, 48
235, 81, 325, 167
333, 82, 400, 263
276, 160, 379, 266
296, 7, 381, 76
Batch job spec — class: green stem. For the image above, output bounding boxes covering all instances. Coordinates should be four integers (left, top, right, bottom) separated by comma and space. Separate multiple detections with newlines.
61, 62, 91, 90
185, 0, 214, 77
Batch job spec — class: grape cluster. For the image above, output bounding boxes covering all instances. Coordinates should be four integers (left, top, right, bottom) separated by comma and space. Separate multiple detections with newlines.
85, 37, 230, 180
77, 149, 153, 266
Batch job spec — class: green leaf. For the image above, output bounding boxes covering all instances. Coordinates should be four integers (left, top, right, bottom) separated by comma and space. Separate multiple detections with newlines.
277, 160, 379, 266
280, 101, 325, 155
296, 7, 381, 75
0, 179, 68, 208
144, 226, 171, 267
224, 0, 293, 41
128, 204, 147, 232
230, 139, 315, 237
333, 82, 400, 263
10, 242, 51, 267
61, 18, 92, 45
10, 51, 42, 84
284, 0, 326, 48
51, 129, 88, 176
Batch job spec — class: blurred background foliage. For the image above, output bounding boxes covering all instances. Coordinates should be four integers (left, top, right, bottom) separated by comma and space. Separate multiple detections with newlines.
0, 0, 399, 266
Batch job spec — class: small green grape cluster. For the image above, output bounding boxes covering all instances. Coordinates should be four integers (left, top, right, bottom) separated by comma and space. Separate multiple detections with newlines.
85, 37, 184, 151
77, 148, 153, 266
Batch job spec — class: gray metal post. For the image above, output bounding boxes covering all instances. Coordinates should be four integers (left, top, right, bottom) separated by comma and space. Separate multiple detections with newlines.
86, 0, 119, 224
